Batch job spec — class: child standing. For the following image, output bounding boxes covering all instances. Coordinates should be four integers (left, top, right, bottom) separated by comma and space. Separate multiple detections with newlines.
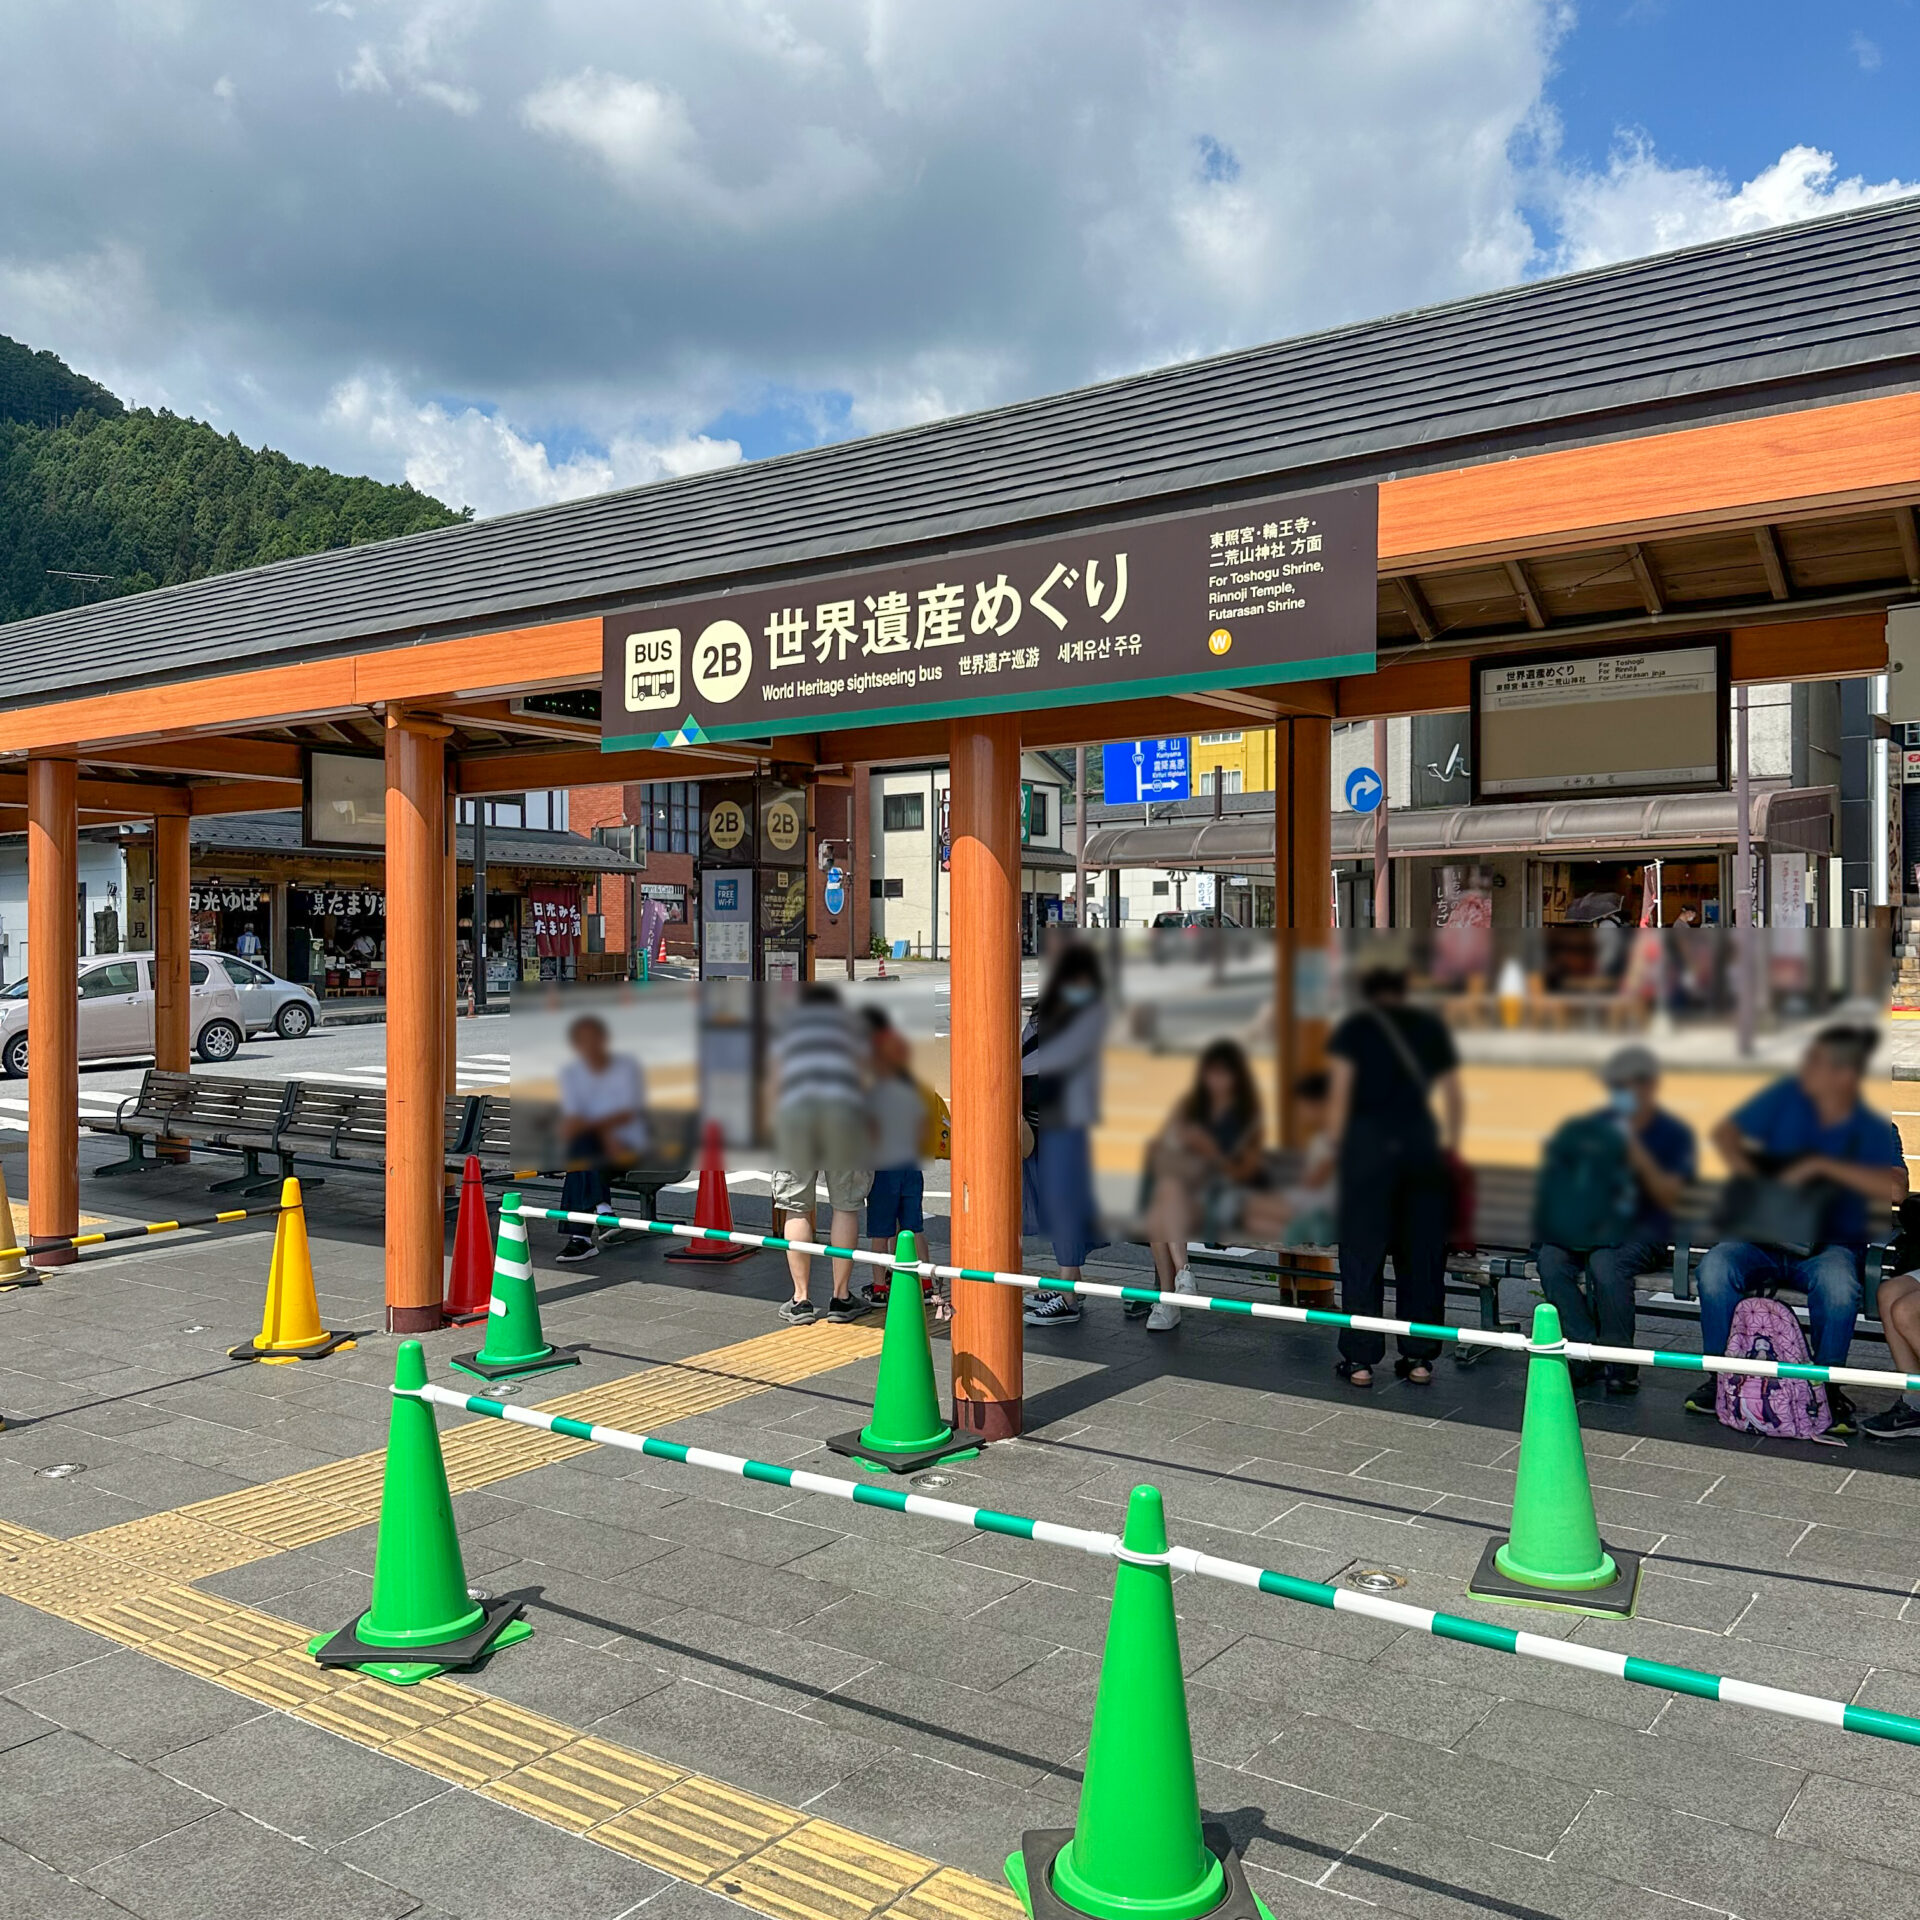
861, 1009, 945, 1316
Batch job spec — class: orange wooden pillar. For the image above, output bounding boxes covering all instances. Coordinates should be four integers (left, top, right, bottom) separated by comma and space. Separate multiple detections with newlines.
444, 771, 459, 1119
947, 713, 1024, 1438
1274, 716, 1334, 1149
26, 756, 79, 1266
385, 711, 450, 1331
152, 811, 193, 1161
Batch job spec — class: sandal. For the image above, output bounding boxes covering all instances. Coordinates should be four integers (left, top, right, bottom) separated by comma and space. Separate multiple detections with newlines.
1394, 1356, 1434, 1386
1335, 1360, 1373, 1390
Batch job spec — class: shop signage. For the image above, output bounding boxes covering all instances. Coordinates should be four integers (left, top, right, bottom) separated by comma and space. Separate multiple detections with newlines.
297, 887, 385, 918
602, 484, 1378, 747
641, 881, 687, 920
189, 887, 269, 913
529, 884, 583, 957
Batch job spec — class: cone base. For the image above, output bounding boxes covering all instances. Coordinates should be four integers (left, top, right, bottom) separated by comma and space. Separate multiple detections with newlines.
443, 1307, 491, 1326
1005, 1825, 1271, 1920
0, 1269, 43, 1292
448, 1345, 580, 1382
1469, 1537, 1642, 1617
309, 1600, 531, 1686
826, 1427, 981, 1476
664, 1241, 754, 1264
228, 1330, 355, 1364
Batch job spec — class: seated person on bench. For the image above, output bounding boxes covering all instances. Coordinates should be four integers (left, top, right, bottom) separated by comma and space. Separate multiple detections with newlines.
1141, 1044, 1335, 1331
1533, 1044, 1695, 1397
555, 1014, 649, 1264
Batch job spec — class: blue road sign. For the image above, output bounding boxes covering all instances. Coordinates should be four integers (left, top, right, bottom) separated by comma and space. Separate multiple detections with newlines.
1103, 738, 1191, 805
1345, 765, 1384, 814
824, 867, 845, 916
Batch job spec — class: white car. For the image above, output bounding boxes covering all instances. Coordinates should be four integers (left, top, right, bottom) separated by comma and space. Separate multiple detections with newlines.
212, 953, 322, 1040
0, 951, 248, 1078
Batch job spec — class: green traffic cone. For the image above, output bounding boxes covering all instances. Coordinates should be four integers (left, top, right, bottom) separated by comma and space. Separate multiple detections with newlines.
308, 1340, 531, 1685
828, 1231, 978, 1474
1468, 1303, 1641, 1616
449, 1193, 579, 1382
1008, 1485, 1268, 1920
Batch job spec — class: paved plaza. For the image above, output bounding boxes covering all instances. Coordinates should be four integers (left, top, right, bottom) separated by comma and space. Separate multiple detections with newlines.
3, 1139, 1920, 1920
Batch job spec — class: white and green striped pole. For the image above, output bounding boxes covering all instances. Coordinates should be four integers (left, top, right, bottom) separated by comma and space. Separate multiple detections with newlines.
518, 1204, 1920, 1398
409, 1379, 1920, 1750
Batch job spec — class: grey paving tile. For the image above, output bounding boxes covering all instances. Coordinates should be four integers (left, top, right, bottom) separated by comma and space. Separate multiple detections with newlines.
0, 1834, 130, 1919
86, 1807, 414, 1920
1374, 1630, 1660, 1732
0, 1698, 53, 1759
7, 1649, 264, 1763
784, 1532, 1024, 1616
458, 1506, 685, 1583
1325, 1810, 1622, 1920
1255, 1502, 1493, 1581
613, 1607, 874, 1709
1251, 1715, 1589, 1855
1630, 1567, 1752, 1634
624, 1543, 851, 1631
634, 1496, 844, 1568
1571, 1611, 1872, 1703
797, 1590, 1054, 1692
1735, 1585, 1920, 1673
1241, 1861, 1388, 1919
595, 1677, 891, 1806
0, 1728, 213, 1874
1458, 1699, 1805, 1831
334, 1785, 668, 1919
804, 1748, 1078, 1884
461, 1558, 685, 1652
458, 1625, 674, 1727
456, 1462, 689, 1527
159, 1712, 446, 1845
632, 1881, 766, 1920
1780, 1770, 1920, 1874
1556, 1787, 1920, 1916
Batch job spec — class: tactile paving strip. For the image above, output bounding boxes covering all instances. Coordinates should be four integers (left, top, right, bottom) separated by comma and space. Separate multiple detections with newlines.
891, 1869, 1030, 1920
483, 1736, 684, 1833
595, 1774, 803, 1881
719, 1820, 939, 1920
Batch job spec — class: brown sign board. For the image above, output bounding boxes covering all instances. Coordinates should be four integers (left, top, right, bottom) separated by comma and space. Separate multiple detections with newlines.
601, 483, 1377, 748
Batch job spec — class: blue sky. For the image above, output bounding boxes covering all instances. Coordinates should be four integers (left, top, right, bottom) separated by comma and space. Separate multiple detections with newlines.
0, 2, 1913, 514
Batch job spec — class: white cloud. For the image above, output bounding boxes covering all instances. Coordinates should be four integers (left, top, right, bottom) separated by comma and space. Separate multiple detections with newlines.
1851, 31, 1882, 71
323, 374, 741, 516
1548, 139, 1919, 273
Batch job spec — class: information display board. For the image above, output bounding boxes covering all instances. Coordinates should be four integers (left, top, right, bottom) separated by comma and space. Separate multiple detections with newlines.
603, 484, 1377, 748
1473, 641, 1727, 803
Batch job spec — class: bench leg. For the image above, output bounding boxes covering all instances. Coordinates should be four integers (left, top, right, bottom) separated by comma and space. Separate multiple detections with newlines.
91, 1135, 152, 1179
208, 1148, 265, 1196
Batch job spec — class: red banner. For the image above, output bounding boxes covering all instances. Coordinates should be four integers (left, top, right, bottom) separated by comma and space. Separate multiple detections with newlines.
530, 883, 582, 957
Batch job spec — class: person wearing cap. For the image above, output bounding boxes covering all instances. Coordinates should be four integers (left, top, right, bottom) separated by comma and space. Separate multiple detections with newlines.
1688, 1024, 1905, 1431
1534, 1045, 1696, 1395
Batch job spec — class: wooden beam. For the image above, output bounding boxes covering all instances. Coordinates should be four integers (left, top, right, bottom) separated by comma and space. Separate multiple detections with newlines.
1898, 505, 1920, 592
1393, 575, 1438, 642
189, 780, 305, 816
1336, 654, 1472, 720
1730, 613, 1885, 684
1625, 542, 1665, 616
426, 697, 603, 745
83, 738, 306, 781
0, 772, 190, 814
1378, 390, 1920, 569
1755, 525, 1792, 601
1504, 559, 1547, 630
454, 743, 756, 794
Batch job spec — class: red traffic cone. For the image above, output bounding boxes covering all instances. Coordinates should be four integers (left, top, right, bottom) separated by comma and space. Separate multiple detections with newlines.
445, 1156, 494, 1323
666, 1121, 753, 1263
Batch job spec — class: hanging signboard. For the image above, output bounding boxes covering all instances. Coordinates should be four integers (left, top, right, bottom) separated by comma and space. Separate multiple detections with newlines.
602, 484, 1377, 748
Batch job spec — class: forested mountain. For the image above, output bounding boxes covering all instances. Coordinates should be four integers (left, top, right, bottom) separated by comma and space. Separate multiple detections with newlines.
0, 334, 465, 624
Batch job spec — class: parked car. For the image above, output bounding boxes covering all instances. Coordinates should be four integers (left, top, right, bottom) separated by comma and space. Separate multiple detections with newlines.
0, 952, 248, 1077
213, 952, 321, 1040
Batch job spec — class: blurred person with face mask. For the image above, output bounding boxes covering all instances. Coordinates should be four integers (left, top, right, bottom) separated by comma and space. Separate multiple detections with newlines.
1020, 943, 1109, 1326
554, 1015, 648, 1264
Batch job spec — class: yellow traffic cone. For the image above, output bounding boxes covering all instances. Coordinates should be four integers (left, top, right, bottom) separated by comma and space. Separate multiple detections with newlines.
229, 1178, 354, 1363
0, 1157, 35, 1291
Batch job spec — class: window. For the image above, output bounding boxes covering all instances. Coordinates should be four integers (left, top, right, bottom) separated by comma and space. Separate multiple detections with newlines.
225, 959, 270, 985
642, 781, 698, 854
1196, 731, 1243, 745
459, 796, 526, 829
883, 878, 905, 899
1198, 769, 1243, 796
188, 960, 211, 986
882, 792, 924, 832
80, 961, 141, 997
1027, 789, 1050, 837
1152, 881, 1170, 897
522, 790, 568, 832
870, 879, 885, 899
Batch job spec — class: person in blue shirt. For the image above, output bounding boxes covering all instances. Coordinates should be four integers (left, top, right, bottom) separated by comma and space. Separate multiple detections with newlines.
1689, 1025, 1907, 1431
1535, 1045, 1696, 1396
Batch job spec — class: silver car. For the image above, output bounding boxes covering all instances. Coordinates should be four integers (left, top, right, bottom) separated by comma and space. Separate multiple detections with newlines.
0, 952, 249, 1078
213, 952, 322, 1040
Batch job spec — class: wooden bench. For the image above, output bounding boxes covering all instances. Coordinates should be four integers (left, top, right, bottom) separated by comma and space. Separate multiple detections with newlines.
460, 1093, 515, 1178
84, 1070, 208, 1176
268, 1087, 475, 1182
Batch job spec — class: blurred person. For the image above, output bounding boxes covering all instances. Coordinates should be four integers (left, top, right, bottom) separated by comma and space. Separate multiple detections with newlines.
1863, 1200, 1920, 1438
1326, 965, 1462, 1389
1533, 1045, 1696, 1395
235, 921, 263, 960
1021, 943, 1109, 1327
859, 1007, 943, 1318
554, 1014, 648, 1263
1687, 1025, 1906, 1432
772, 983, 873, 1324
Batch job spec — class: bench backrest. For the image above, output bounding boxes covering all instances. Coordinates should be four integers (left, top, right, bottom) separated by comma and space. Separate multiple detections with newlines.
468, 1094, 514, 1163
134, 1069, 200, 1122
279, 1084, 389, 1153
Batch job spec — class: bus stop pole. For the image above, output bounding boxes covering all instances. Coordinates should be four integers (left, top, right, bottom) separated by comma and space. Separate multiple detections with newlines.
947, 713, 1024, 1439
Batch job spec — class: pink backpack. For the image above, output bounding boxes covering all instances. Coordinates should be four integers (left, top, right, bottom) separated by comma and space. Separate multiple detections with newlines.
1716, 1294, 1830, 1440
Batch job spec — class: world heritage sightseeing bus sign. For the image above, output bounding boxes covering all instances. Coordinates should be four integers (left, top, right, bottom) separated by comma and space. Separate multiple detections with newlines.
600, 482, 1377, 749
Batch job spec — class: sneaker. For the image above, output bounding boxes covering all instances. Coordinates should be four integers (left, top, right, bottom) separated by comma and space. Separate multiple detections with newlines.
555, 1235, 598, 1264
1684, 1377, 1718, 1416
1827, 1386, 1857, 1437
826, 1293, 870, 1322
1024, 1291, 1083, 1327
1604, 1367, 1640, 1397
1861, 1399, 1920, 1440
1146, 1266, 1196, 1333
778, 1296, 817, 1324
861, 1281, 891, 1308
1122, 1299, 1152, 1321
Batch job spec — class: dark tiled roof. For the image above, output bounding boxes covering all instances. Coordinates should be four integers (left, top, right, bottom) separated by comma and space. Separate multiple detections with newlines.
5, 197, 1918, 707
189, 811, 639, 874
